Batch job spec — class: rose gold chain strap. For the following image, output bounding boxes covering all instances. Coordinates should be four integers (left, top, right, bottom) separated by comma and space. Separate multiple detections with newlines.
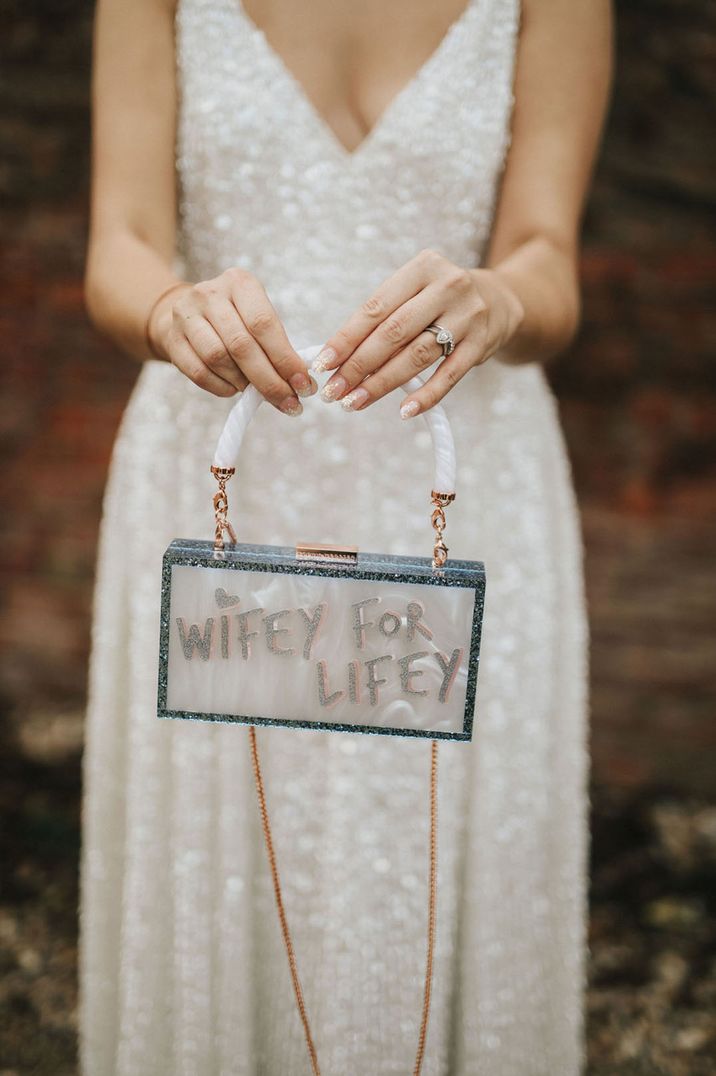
413, 738, 439, 1076
248, 726, 321, 1075
249, 727, 439, 1076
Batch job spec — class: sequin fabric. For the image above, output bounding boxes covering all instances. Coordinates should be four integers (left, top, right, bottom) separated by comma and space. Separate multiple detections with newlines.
78, 0, 589, 1072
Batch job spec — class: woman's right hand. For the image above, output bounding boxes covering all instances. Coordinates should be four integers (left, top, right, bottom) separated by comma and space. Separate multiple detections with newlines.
147, 268, 316, 414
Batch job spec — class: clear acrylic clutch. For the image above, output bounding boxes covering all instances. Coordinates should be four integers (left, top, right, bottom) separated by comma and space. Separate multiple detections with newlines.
157, 346, 486, 741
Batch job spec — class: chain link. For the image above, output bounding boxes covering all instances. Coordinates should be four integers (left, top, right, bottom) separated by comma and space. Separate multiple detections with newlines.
430, 491, 455, 568
249, 726, 439, 1076
210, 466, 237, 549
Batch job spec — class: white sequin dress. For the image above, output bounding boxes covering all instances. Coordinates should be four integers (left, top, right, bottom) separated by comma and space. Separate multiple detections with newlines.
79, 0, 590, 1072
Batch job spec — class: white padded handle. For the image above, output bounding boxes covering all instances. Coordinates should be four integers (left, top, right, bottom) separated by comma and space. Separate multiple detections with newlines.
213, 343, 457, 494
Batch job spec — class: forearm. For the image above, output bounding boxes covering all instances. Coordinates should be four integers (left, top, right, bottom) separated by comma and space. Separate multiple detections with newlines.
84, 227, 188, 362
483, 233, 581, 366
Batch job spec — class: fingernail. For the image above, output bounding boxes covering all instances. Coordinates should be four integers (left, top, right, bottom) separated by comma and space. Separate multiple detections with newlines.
400, 400, 420, 420
340, 386, 370, 412
311, 346, 337, 373
290, 371, 316, 397
279, 395, 303, 416
319, 375, 347, 402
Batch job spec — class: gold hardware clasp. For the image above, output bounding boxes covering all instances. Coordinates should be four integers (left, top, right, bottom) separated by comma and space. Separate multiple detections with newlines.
295, 542, 358, 564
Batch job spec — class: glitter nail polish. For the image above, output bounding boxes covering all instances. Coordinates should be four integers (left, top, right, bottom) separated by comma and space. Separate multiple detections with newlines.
320, 375, 348, 402
400, 400, 420, 420
279, 396, 303, 416
311, 346, 338, 373
340, 387, 370, 411
290, 372, 316, 397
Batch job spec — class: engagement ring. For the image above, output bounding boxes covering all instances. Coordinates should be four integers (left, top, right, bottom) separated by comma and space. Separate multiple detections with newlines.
424, 323, 455, 357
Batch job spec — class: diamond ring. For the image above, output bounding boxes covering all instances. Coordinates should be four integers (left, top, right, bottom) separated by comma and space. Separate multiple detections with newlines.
424, 323, 455, 357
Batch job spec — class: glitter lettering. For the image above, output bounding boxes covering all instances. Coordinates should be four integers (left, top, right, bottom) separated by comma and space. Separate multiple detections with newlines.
365, 654, 393, 706
176, 617, 214, 661
398, 651, 429, 696
406, 601, 433, 643
378, 610, 402, 638
348, 659, 361, 704
263, 609, 296, 656
351, 597, 380, 649
237, 607, 263, 660
434, 647, 463, 703
296, 603, 327, 660
317, 660, 345, 708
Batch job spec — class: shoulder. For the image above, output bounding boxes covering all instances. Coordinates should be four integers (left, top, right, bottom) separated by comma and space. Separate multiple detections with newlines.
515, 0, 613, 103
520, 0, 613, 40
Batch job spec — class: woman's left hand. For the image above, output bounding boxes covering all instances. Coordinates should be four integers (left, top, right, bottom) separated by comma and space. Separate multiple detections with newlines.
311, 248, 524, 418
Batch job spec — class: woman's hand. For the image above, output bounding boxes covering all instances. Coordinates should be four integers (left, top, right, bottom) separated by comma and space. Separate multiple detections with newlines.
147, 267, 317, 413
311, 248, 524, 417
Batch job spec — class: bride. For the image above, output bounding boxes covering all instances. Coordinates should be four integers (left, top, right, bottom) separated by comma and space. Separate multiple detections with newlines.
80, 0, 613, 1072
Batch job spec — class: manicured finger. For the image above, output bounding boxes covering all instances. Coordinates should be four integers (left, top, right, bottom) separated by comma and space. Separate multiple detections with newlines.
230, 280, 315, 399
319, 285, 447, 402
191, 298, 299, 415
398, 346, 474, 419
169, 332, 239, 398
338, 308, 471, 411
311, 248, 444, 375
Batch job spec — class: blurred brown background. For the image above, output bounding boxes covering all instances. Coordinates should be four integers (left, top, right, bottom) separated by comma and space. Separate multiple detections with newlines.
1, 1, 715, 1073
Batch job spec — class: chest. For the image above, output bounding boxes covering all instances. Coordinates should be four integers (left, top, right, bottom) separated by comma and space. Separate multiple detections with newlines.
239, 0, 475, 155
177, 0, 519, 165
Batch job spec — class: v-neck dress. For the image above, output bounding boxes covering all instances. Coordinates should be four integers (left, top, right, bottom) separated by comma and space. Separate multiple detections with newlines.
78, 0, 590, 1072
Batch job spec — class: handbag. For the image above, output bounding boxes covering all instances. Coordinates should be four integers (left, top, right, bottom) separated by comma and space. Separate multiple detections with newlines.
157, 343, 486, 1073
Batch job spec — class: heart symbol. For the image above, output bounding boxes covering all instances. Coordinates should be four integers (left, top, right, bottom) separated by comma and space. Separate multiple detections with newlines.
215, 587, 240, 608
